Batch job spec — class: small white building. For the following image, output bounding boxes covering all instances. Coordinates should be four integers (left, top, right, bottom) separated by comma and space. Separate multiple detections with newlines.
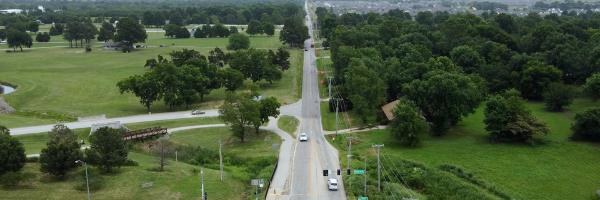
37, 6, 45, 12
0, 9, 23, 14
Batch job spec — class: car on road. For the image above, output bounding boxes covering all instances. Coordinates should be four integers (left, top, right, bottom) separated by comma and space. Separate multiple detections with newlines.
159, 44, 167, 47
327, 179, 338, 190
191, 110, 205, 115
299, 133, 308, 141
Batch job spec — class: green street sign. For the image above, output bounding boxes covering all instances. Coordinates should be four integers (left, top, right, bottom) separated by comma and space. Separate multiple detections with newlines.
358, 197, 368, 200
354, 170, 364, 174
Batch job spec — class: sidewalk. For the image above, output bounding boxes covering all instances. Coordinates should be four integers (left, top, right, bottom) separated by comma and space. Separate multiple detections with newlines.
322, 125, 388, 135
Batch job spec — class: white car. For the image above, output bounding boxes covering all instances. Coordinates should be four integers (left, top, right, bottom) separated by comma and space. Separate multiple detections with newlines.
299, 133, 308, 142
327, 179, 338, 191
191, 110, 205, 115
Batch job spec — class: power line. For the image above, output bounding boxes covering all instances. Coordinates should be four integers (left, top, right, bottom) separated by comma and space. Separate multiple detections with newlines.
380, 147, 419, 199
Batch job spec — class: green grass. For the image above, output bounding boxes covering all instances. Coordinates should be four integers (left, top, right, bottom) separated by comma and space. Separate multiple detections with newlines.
122, 117, 221, 131
277, 115, 298, 138
328, 100, 600, 200
0, 29, 300, 128
169, 127, 281, 158
320, 101, 380, 131
0, 152, 245, 200
13, 128, 91, 155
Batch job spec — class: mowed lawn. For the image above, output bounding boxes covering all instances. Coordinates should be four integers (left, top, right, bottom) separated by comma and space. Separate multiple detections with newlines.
0, 29, 302, 128
329, 99, 600, 200
0, 152, 245, 200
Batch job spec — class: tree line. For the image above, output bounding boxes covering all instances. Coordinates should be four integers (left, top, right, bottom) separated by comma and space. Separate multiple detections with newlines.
317, 6, 600, 146
117, 47, 290, 113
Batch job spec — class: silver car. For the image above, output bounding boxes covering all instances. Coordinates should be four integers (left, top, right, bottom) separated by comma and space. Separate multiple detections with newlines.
299, 133, 308, 142
327, 179, 338, 190
191, 110, 205, 115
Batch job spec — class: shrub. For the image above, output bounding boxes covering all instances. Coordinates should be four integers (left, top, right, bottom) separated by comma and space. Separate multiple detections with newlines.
0, 171, 22, 187
543, 82, 574, 111
26, 156, 38, 163
440, 164, 512, 200
85, 44, 92, 52
122, 45, 131, 53
123, 159, 139, 166
74, 167, 104, 191
21, 172, 36, 186
571, 108, 600, 141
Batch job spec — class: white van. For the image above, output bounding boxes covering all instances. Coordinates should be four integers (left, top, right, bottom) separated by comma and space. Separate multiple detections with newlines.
327, 179, 338, 191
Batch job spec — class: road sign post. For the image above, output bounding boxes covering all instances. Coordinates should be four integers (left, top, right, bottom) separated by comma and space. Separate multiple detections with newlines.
358, 197, 368, 200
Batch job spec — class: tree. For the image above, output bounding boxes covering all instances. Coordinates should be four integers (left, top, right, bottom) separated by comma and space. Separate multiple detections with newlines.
0, 133, 26, 176
571, 108, 600, 142
450, 45, 485, 74
6, 29, 32, 51
42, 32, 50, 42
0, 125, 9, 135
97, 27, 114, 42
39, 124, 83, 177
389, 99, 429, 147
175, 27, 191, 38
256, 96, 281, 134
230, 48, 281, 83
169, 12, 184, 26
217, 68, 244, 91
27, 21, 39, 34
263, 22, 275, 37
85, 127, 128, 174
152, 135, 174, 171
152, 11, 166, 28
345, 62, 387, 123
543, 83, 574, 111
246, 20, 262, 36
142, 11, 154, 27
114, 17, 147, 47
117, 72, 161, 113
583, 73, 600, 101
403, 71, 483, 135
229, 26, 238, 34
227, 33, 250, 50
274, 48, 291, 71
163, 24, 179, 38
49, 26, 60, 36
218, 91, 261, 142
484, 95, 551, 145
35, 32, 45, 42
194, 28, 206, 38
519, 61, 562, 100
279, 18, 309, 48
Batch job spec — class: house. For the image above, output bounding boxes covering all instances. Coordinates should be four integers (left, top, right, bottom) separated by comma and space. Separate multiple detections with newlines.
381, 100, 400, 121
0, 9, 23, 14
103, 42, 125, 50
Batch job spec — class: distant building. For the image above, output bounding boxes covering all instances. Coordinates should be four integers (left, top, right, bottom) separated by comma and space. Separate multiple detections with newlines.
38, 6, 45, 12
103, 42, 125, 51
0, 9, 23, 14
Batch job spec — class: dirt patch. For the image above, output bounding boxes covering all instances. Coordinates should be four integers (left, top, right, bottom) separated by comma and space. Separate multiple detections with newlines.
0, 97, 15, 114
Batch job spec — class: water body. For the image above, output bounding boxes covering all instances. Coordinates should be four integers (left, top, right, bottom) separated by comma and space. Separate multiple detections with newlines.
0, 84, 15, 94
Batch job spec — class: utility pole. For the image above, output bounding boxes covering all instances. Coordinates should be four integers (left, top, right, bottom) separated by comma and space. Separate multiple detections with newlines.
372, 144, 384, 192
219, 138, 223, 182
327, 77, 333, 99
346, 136, 356, 169
201, 169, 205, 200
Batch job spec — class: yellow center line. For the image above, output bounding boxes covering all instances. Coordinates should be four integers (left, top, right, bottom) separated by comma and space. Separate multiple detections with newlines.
308, 138, 312, 196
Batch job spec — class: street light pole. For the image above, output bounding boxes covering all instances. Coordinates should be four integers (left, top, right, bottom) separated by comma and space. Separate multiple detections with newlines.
201, 168, 204, 200
76, 160, 90, 200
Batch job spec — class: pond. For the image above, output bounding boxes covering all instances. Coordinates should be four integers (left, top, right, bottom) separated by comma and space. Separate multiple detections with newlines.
0, 84, 15, 94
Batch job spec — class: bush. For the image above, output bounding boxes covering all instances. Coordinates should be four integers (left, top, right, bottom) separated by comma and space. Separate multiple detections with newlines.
571, 108, 600, 141
12, 110, 77, 122
74, 167, 104, 191
26, 156, 38, 163
439, 164, 512, 200
123, 159, 139, 166
85, 45, 92, 52
21, 172, 36, 186
543, 82, 574, 111
121, 46, 131, 53
0, 171, 22, 187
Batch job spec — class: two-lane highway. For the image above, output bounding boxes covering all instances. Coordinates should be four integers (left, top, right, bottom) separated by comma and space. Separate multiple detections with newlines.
286, 2, 346, 199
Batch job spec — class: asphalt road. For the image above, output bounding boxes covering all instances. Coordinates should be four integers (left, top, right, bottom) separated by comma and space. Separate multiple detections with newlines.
285, 2, 346, 199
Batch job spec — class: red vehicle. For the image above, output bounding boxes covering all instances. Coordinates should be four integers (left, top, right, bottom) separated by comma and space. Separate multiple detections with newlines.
311, 44, 314, 48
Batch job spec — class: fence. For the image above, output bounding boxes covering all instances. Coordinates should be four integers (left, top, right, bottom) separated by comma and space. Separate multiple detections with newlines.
264, 155, 279, 199
122, 127, 167, 141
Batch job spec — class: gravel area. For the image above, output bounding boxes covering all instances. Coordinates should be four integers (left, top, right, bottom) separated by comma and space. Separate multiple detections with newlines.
0, 97, 15, 114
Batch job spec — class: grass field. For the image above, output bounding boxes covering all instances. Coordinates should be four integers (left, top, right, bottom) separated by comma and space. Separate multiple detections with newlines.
169, 127, 281, 158
327, 99, 600, 200
320, 101, 379, 131
277, 115, 298, 138
0, 29, 302, 128
13, 128, 92, 155
0, 152, 245, 200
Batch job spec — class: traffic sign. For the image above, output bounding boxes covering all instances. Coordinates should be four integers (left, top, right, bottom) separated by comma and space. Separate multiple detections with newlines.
354, 170, 364, 174
358, 197, 368, 200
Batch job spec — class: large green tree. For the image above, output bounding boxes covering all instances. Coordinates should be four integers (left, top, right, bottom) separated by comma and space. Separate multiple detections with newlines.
117, 72, 162, 114
449, 45, 485, 74
519, 61, 562, 100
114, 17, 147, 47
6, 29, 32, 51
218, 90, 261, 143
571, 108, 600, 142
256, 96, 281, 134
27, 21, 39, 34
263, 22, 275, 37
484, 95, 550, 145
389, 99, 429, 147
403, 71, 483, 135
543, 83, 574, 111
345, 61, 387, 123
0, 133, 26, 176
246, 20, 262, 36
279, 18, 309, 48
39, 124, 83, 177
85, 127, 128, 174
217, 68, 244, 91
227, 33, 250, 50
582, 73, 600, 101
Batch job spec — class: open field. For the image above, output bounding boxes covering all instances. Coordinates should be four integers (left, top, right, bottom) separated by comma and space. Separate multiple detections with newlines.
13, 127, 91, 155
0, 152, 245, 200
277, 115, 298, 138
169, 127, 281, 158
327, 99, 600, 200
0, 29, 302, 128
320, 101, 379, 131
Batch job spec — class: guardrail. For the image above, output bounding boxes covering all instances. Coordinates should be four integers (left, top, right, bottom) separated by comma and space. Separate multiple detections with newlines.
264, 155, 279, 199
122, 127, 167, 141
